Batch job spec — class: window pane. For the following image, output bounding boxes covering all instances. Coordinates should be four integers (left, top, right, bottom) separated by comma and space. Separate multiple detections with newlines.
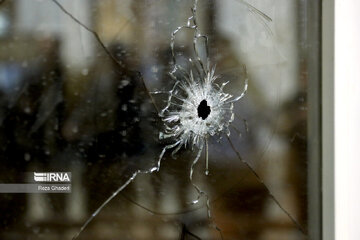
0, 1, 321, 239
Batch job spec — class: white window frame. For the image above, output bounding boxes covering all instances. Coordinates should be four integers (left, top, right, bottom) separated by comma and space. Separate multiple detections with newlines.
323, 1, 360, 239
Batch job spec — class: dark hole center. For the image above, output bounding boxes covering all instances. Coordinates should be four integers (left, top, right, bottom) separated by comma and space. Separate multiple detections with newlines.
197, 99, 211, 120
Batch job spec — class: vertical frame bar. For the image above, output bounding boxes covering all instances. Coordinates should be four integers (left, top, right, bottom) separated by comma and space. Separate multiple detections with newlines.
335, 1, 360, 240
322, 0, 334, 239
302, 0, 322, 239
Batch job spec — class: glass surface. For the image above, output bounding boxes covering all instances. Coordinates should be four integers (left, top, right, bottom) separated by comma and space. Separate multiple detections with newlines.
0, 0, 321, 239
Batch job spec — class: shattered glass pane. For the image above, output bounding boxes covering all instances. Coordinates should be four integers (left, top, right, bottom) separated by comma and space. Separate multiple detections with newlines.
0, 0, 321, 239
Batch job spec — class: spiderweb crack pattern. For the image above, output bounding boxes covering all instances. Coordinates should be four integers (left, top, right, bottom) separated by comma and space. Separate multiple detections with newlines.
50, 0, 307, 239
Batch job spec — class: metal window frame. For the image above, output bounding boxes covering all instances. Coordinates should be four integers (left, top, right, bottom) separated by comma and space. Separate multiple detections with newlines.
322, 0, 334, 239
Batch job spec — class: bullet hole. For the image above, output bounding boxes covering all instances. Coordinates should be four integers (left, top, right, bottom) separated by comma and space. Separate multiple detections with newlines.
197, 99, 211, 120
